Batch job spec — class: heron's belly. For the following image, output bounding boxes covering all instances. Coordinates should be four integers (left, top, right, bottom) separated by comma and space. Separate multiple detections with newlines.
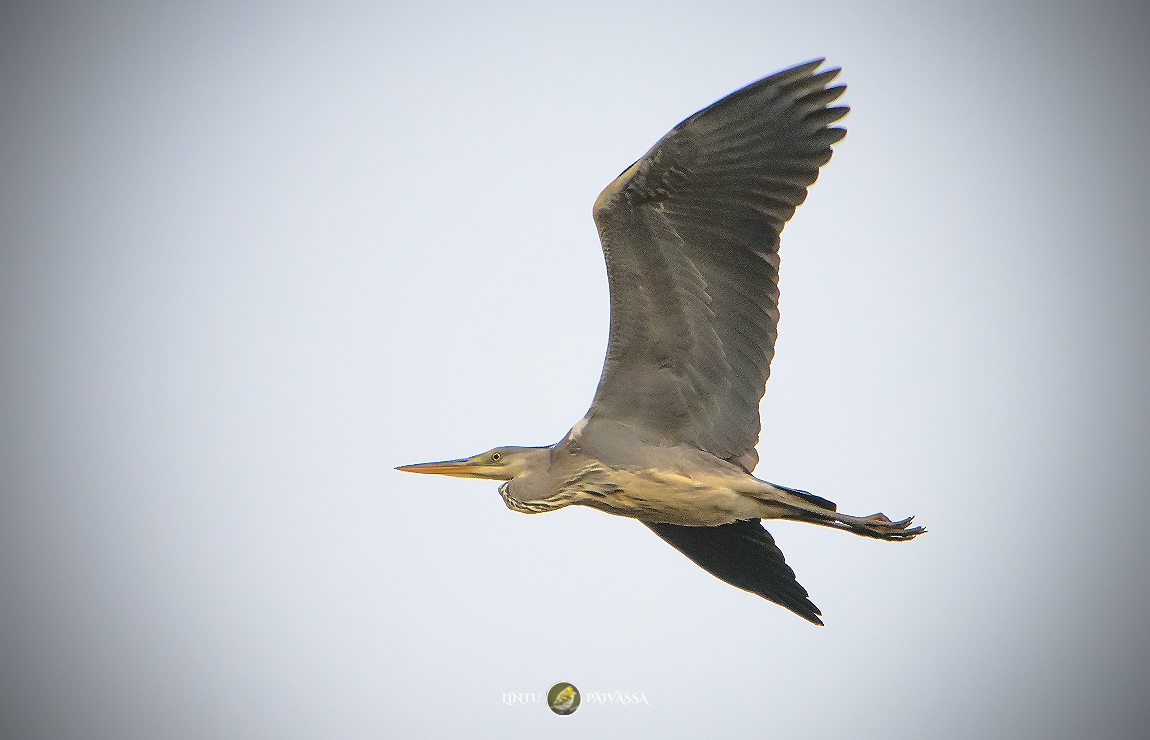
568, 469, 776, 526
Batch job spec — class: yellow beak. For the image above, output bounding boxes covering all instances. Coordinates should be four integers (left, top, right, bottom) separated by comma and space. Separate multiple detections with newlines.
395, 458, 503, 479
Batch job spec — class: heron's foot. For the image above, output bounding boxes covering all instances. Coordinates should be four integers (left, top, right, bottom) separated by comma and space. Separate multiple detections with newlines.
842, 512, 925, 541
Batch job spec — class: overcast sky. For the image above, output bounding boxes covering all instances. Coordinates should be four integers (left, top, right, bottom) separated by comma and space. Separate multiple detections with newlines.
2, 1, 1148, 737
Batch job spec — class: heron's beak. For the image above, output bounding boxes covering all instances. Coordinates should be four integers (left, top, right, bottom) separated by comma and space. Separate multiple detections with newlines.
395, 458, 503, 479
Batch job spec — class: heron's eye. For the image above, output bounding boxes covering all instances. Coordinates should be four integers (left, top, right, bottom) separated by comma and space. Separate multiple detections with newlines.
491, 452, 501, 461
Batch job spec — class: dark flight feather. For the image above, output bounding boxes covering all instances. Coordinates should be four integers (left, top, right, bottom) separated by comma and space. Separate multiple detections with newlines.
645, 519, 824, 625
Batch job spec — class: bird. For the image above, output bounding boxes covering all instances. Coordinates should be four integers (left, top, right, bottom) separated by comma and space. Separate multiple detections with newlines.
549, 684, 578, 715
397, 59, 923, 625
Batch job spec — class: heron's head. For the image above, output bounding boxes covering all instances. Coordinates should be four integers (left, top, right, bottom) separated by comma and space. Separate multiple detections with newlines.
396, 446, 545, 481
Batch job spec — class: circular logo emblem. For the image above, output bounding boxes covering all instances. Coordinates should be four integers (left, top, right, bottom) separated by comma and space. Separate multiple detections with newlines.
547, 682, 580, 715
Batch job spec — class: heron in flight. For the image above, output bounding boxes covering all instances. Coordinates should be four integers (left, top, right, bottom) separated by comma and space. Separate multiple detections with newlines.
398, 60, 923, 625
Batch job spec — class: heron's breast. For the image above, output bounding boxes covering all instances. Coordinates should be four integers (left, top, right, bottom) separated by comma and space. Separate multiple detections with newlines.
567, 468, 763, 526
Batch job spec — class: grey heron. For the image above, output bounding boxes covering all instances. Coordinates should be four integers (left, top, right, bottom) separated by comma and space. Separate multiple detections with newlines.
398, 59, 923, 625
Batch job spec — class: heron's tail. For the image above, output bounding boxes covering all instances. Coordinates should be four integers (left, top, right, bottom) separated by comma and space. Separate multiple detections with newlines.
770, 482, 837, 512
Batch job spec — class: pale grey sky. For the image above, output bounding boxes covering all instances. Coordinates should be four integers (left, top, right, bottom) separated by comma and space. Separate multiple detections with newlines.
1, 1, 1148, 737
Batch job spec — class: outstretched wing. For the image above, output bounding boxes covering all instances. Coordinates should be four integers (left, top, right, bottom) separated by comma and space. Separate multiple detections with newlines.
645, 519, 823, 625
589, 60, 847, 470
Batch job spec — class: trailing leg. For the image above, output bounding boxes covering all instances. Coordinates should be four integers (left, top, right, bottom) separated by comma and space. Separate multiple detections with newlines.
756, 482, 925, 541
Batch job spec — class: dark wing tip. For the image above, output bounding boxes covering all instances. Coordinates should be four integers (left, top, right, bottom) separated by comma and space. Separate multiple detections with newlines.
770, 58, 826, 82
673, 58, 841, 131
